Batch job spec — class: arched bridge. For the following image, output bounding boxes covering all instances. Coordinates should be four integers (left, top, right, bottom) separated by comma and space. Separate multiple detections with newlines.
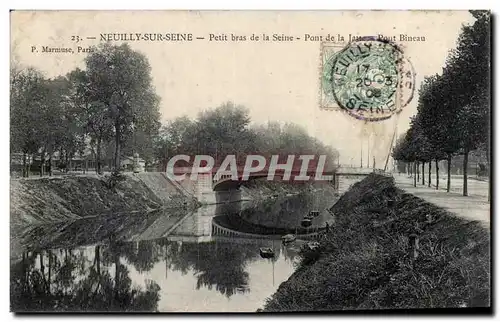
212, 169, 335, 191
168, 166, 385, 198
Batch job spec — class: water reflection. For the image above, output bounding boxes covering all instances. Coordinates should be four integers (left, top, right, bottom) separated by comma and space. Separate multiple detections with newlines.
11, 245, 161, 312
11, 238, 301, 312
11, 191, 331, 312
217, 187, 337, 235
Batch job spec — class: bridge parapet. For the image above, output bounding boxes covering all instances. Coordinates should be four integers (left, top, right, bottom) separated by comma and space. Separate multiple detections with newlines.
211, 220, 323, 241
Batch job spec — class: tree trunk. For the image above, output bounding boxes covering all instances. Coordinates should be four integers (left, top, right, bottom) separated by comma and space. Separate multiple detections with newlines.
60, 147, 64, 172
26, 155, 31, 178
39, 252, 44, 276
40, 151, 45, 177
463, 148, 469, 196
428, 162, 431, 187
421, 162, 425, 185
447, 154, 451, 193
48, 154, 52, 176
114, 121, 121, 171
22, 152, 27, 178
413, 162, 417, 187
416, 161, 420, 182
96, 137, 102, 175
435, 159, 439, 190
65, 153, 69, 173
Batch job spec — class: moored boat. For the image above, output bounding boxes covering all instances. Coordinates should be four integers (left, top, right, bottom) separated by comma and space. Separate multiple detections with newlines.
301, 218, 312, 227
281, 234, 296, 244
309, 210, 320, 217
260, 247, 275, 258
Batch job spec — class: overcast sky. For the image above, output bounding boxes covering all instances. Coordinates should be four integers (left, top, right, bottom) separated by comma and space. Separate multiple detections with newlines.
11, 10, 474, 166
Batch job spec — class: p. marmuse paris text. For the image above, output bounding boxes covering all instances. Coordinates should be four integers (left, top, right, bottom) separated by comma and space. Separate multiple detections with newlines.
31, 45, 96, 54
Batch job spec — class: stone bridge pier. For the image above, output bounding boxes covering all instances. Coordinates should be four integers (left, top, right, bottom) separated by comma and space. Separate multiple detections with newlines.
194, 172, 242, 204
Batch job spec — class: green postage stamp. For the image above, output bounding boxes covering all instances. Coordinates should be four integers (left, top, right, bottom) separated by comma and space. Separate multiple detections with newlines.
320, 37, 415, 122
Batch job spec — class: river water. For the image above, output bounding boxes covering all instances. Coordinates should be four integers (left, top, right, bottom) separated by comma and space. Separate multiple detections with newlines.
10, 182, 356, 312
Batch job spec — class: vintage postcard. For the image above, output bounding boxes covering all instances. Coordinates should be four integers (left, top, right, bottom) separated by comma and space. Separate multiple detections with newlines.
10, 10, 491, 313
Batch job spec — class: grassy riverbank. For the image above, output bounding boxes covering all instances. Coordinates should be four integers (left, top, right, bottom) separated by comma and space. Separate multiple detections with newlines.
262, 174, 490, 311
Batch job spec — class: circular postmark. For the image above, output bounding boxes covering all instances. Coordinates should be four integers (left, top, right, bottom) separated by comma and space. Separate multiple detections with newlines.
327, 37, 415, 122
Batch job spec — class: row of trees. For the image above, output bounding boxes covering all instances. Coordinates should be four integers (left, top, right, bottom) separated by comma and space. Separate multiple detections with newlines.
392, 10, 490, 197
155, 102, 339, 172
11, 43, 161, 176
11, 44, 339, 177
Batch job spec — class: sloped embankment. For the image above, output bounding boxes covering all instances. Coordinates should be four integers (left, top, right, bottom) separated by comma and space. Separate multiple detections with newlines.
10, 174, 190, 229
262, 174, 490, 311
